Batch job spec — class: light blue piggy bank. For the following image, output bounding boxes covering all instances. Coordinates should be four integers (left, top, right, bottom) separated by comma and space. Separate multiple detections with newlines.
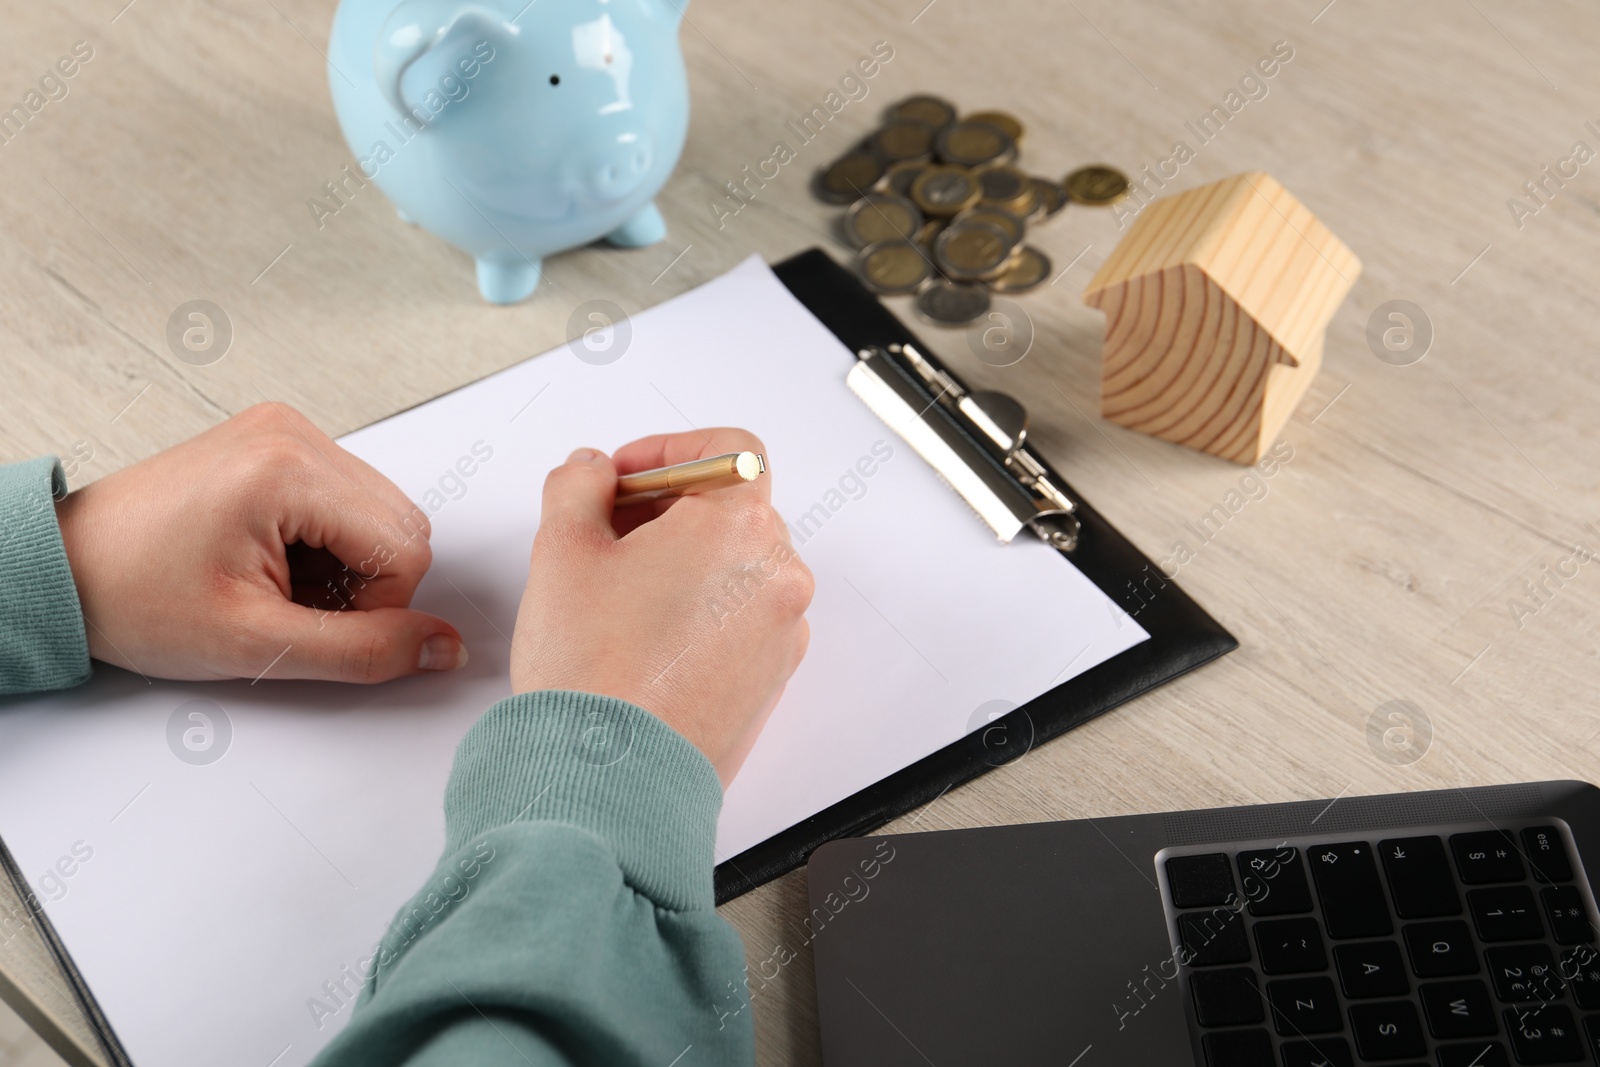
327, 0, 689, 304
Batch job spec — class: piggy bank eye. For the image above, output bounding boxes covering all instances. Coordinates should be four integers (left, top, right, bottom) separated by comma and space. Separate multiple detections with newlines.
549, 74, 560, 86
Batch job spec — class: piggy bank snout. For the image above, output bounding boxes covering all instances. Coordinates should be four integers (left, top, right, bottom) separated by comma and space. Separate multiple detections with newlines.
588, 135, 655, 200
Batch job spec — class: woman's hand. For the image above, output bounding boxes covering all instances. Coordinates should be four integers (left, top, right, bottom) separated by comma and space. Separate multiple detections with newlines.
55, 403, 466, 683
511, 429, 814, 784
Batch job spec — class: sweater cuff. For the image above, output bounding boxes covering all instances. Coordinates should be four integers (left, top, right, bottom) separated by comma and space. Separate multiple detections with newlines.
443, 690, 723, 912
0, 458, 90, 695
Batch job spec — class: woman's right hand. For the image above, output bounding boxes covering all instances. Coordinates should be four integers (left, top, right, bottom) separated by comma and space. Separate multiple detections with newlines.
508, 429, 814, 785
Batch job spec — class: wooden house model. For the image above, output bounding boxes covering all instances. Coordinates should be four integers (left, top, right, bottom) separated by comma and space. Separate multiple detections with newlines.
1082, 172, 1361, 464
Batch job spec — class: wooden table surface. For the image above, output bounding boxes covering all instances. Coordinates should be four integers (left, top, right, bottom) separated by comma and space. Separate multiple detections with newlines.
4, 0, 1599, 1062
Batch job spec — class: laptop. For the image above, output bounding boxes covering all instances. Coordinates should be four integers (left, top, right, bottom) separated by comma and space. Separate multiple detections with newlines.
808, 780, 1600, 1066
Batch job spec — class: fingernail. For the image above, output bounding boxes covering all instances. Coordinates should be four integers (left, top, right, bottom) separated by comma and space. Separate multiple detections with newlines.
419, 635, 468, 671
568, 448, 601, 463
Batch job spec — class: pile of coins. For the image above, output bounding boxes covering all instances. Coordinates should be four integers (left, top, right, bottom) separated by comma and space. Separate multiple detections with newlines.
815, 94, 1130, 327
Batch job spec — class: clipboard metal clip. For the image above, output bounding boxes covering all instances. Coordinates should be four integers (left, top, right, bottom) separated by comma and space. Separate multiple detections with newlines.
847, 342, 1081, 551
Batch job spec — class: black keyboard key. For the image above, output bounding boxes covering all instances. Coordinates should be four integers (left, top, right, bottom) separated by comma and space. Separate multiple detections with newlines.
1201, 1028, 1273, 1067
1255, 917, 1328, 975
1334, 940, 1410, 998
1238, 846, 1314, 916
1452, 831, 1526, 884
1487, 944, 1565, 1003
1379, 836, 1462, 918
1543, 886, 1597, 945
1349, 1000, 1426, 1059
1585, 1015, 1600, 1060
1522, 826, 1574, 884
1180, 907, 1252, 966
1504, 1003, 1584, 1063
1561, 946, 1600, 1009
1469, 886, 1545, 943
1437, 1042, 1509, 1067
1309, 842, 1393, 938
1280, 1037, 1353, 1067
1404, 920, 1480, 977
1267, 976, 1343, 1035
1420, 979, 1498, 1038
1169, 853, 1238, 908
1191, 967, 1265, 1026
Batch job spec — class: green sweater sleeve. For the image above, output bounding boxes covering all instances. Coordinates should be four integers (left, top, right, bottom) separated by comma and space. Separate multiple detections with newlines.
310, 690, 755, 1067
0, 458, 90, 694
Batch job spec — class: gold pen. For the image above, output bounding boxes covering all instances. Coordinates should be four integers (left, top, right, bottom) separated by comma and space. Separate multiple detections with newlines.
614, 451, 767, 507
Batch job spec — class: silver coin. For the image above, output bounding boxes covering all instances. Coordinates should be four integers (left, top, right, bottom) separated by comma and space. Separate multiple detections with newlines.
952, 204, 1026, 246
911, 165, 980, 216
845, 192, 924, 248
916, 281, 992, 327
1028, 177, 1068, 221
977, 166, 1029, 204
858, 240, 934, 295
887, 94, 958, 129
882, 161, 928, 199
992, 246, 1052, 294
872, 118, 939, 162
816, 152, 885, 205
922, 172, 969, 206
933, 220, 1016, 281
934, 120, 1017, 168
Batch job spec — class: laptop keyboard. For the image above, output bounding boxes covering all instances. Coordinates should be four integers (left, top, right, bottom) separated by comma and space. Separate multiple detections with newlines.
1161, 824, 1600, 1066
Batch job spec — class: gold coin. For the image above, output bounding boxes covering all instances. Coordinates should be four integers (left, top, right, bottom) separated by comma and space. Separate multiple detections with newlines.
977, 164, 1036, 216
845, 193, 924, 248
887, 94, 957, 129
1028, 177, 1068, 220
935, 120, 1016, 168
914, 216, 946, 250
858, 240, 933, 295
872, 118, 938, 162
910, 165, 980, 217
934, 220, 1016, 281
964, 109, 1024, 144
817, 153, 886, 204
953, 204, 1025, 245
1064, 164, 1131, 206
915, 280, 991, 327
881, 160, 928, 198
992, 246, 1052, 294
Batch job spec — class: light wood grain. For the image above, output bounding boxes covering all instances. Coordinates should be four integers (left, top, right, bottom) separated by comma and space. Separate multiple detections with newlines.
3, 1, 1600, 1064
1085, 172, 1360, 463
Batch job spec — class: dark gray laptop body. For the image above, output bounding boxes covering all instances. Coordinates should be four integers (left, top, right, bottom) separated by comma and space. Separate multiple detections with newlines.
809, 780, 1600, 1066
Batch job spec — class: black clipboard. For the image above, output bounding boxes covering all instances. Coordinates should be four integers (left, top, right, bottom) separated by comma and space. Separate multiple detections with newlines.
0, 250, 1236, 1060
711, 249, 1238, 903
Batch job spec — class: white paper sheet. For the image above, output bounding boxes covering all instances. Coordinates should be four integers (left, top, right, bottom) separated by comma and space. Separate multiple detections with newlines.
0, 256, 1148, 1066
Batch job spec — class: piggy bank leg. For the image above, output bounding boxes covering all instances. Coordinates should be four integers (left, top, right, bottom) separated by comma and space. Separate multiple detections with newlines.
604, 202, 666, 248
475, 255, 542, 305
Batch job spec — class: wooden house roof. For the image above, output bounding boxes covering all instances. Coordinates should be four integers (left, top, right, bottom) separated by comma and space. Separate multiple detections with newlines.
1082, 172, 1362, 365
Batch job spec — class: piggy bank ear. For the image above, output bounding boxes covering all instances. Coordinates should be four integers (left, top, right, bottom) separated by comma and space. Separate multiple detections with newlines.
374, 1, 513, 115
